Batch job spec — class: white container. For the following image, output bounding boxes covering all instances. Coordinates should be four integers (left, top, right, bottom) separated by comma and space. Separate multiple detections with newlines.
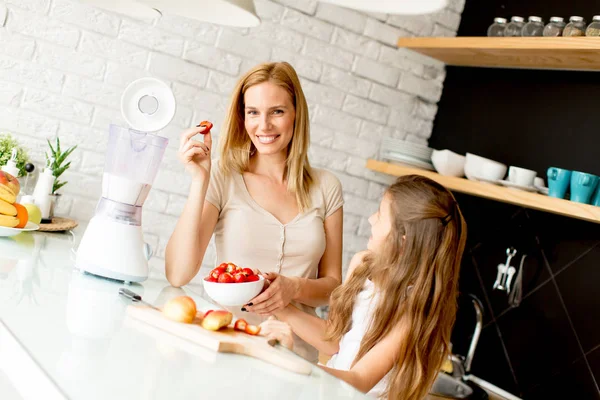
1, 148, 20, 178
32, 168, 55, 220
464, 153, 507, 182
202, 276, 265, 306
431, 149, 466, 177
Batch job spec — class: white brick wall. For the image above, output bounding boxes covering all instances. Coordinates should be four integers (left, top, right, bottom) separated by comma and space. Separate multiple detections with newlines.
0, 0, 462, 279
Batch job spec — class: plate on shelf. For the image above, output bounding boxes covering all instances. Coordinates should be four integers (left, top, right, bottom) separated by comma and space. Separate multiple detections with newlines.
0, 221, 40, 237
381, 151, 435, 171
498, 180, 539, 192
467, 175, 501, 185
534, 186, 549, 195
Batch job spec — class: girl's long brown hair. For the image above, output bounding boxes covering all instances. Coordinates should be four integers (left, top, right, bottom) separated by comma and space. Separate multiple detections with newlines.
218, 61, 314, 211
326, 175, 467, 400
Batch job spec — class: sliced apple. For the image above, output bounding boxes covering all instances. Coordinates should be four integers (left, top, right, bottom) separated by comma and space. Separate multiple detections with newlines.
201, 310, 232, 331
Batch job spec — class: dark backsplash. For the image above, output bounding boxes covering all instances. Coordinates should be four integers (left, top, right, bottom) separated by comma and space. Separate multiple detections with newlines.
429, 1, 600, 398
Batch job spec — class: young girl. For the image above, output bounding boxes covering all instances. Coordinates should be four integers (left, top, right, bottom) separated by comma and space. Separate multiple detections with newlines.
258, 175, 467, 400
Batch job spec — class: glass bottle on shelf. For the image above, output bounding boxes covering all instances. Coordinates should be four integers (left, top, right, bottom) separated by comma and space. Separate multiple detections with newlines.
585, 15, 600, 36
563, 16, 586, 37
543, 17, 566, 37
487, 17, 508, 37
504, 16, 525, 37
521, 16, 545, 36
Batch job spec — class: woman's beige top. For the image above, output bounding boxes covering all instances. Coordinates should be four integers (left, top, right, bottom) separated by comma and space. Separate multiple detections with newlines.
205, 165, 344, 362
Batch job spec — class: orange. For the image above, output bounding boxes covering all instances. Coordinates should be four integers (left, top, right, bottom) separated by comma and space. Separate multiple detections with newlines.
13, 203, 28, 229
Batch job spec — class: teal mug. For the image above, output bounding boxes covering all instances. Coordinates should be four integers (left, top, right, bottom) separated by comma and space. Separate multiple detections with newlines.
547, 167, 571, 199
592, 182, 600, 207
570, 171, 599, 204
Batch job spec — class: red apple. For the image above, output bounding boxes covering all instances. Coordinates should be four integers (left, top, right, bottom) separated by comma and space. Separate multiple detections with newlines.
218, 272, 234, 283
0, 171, 20, 197
197, 121, 213, 134
201, 310, 232, 331
162, 296, 197, 324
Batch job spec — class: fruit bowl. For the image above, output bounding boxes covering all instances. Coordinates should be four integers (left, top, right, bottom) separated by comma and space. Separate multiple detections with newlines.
0, 222, 40, 237
202, 275, 265, 306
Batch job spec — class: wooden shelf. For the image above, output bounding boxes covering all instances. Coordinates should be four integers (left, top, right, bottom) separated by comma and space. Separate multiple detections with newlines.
397, 37, 600, 71
367, 159, 600, 224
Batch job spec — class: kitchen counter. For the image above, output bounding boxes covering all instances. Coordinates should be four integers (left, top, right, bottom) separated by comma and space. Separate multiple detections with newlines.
0, 229, 368, 400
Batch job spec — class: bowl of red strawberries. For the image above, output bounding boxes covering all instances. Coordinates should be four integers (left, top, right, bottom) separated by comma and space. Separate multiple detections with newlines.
202, 262, 265, 306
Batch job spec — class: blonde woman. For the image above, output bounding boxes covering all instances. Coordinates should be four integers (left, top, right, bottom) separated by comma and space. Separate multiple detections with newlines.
165, 62, 343, 361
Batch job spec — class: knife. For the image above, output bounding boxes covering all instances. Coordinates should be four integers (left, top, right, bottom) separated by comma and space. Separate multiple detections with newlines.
119, 288, 160, 311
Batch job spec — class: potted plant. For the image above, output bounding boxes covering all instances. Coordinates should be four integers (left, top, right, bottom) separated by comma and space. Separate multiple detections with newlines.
45, 137, 77, 219
0, 133, 30, 177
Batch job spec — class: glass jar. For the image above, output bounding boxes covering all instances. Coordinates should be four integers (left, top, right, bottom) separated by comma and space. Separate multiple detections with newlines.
585, 15, 600, 36
504, 16, 525, 37
487, 17, 508, 37
543, 16, 566, 37
563, 16, 586, 37
521, 16, 544, 36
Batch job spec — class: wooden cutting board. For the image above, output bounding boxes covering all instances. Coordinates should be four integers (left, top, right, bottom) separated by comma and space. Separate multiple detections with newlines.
127, 305, 313, 375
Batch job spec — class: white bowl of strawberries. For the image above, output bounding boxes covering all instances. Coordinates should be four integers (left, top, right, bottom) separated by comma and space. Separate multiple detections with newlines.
202, 262, 265, 306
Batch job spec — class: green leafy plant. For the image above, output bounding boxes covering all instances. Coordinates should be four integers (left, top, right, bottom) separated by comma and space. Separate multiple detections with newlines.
0, 133, 30, 177
45, 137, 77, 195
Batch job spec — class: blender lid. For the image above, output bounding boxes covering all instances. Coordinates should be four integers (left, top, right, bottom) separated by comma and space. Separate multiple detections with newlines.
121, 77, 176, 133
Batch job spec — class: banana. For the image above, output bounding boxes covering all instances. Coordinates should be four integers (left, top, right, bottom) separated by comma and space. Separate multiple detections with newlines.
0, 186, 16, 204
0, 199, 17, 216
0, 214, 19, 228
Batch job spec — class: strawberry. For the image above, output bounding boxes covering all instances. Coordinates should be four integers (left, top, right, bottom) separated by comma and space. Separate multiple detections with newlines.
245, 325, 261, 335
218, 273, 234, 283
197, 120, 213, 134
234, 319, 248, 331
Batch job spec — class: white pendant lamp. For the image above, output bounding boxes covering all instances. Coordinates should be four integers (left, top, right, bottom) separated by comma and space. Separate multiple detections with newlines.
318, 0, 448, 15
140, 0, 261, 27
77, 0, 161, 20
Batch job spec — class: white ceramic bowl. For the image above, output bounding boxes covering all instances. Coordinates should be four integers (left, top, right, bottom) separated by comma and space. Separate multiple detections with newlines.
464, 153, 507, 182
431, 149, 466, 177
202, 276, 265, 306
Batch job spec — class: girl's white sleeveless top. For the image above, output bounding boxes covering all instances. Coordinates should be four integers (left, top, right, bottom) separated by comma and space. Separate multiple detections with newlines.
326, 279, 391, 398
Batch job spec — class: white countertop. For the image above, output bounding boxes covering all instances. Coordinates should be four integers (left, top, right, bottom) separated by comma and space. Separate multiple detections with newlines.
0, 228, 368, 400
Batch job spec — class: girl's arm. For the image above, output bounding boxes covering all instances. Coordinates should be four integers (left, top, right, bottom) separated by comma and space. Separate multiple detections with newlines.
165, 180, 219, 287
319, 325, 403, 394
275, 304, 340, 356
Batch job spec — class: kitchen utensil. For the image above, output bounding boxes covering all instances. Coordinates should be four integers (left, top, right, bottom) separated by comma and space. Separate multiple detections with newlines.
509, 255, 527, 308
118, 288, 160, 311
76, 124, 167, 283
505, 266, 516, 293
498, 180, 538, 192
507, 166, 537, 187
570, 171, 599, 204
430, 149, 466, 177
381, 151, 435, 171
202, 275, 265, 306
493, 248, 517, 292
464, 153, 507, 182
121, 77, 176, 133
126, 305, 313, 375
547, 167, 571, 199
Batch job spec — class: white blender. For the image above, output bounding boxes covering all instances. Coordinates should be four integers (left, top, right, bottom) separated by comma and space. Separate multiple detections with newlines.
76, 78, 176, 283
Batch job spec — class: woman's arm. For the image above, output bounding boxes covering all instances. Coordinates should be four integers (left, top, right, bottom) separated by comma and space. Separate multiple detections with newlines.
318, 325, 402, 394
275, 304, 340, 356
165, 182, 218, 287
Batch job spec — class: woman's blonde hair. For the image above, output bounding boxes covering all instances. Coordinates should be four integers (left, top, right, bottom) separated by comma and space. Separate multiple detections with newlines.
326, 175, 467, 400
218, 61, 314, 211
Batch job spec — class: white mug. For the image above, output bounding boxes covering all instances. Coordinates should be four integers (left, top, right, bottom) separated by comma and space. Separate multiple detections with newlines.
508, 166, 537, 187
